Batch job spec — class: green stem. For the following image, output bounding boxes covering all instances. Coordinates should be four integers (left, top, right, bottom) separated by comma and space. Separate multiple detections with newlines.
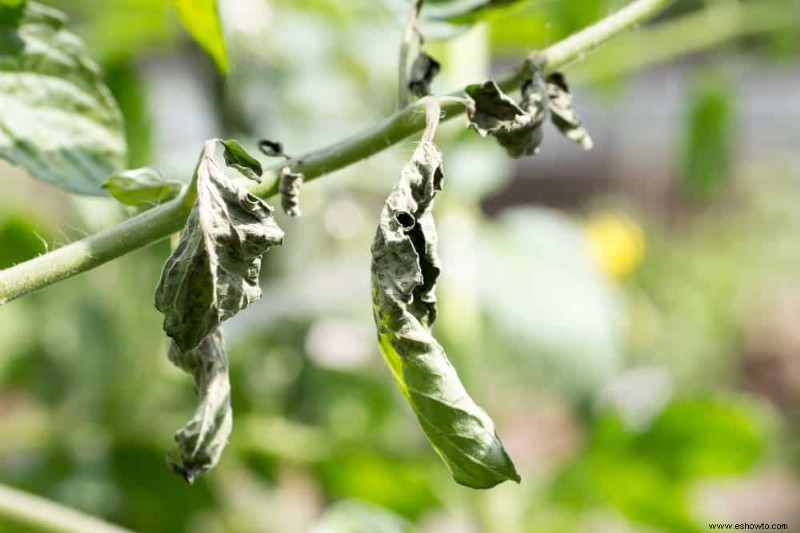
398, 0, 425, 109
0, 0, 673, 305
0, 483, 133, 533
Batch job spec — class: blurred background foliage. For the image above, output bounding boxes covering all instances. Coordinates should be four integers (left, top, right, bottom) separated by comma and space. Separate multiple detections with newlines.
2, 0, 800, 531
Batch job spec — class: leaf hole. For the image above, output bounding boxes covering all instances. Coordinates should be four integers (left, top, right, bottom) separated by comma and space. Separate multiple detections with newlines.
395, 211, 416, 230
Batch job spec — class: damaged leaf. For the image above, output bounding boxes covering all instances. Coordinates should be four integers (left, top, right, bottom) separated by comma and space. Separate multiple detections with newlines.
167, 329, 232, 483
279, 167, 303, 218
408, 51, 441, 98
465, 79, 546, 158
546, 72, 593, 150
155, 140, 284, 352
370, 138, 520, 489
103, 168, 183, 206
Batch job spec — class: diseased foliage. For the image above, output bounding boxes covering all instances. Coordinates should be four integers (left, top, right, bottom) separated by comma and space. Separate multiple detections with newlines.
370, 133, 520, 489
154, 140, 284, 353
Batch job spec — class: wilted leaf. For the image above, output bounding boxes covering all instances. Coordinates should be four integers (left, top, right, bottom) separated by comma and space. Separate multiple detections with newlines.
172, 0, 228, 73
408, 51, 441, 99
167, 329, 232, 483
279, 167, 303, 218
103, 168, 183, 206
546, 72, 593, 150
371, 138, 519, 489
0, 1, 127, 195
465, 79, 546, 157
155, 140, 284, 352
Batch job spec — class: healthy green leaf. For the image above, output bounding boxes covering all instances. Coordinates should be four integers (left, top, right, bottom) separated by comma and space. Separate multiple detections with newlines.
546, 72, 593, 150
166, 329, 232, 483
220, 139, 262, 182
103, 168, 184, 206
408, 51, 441, 99
0, 1, 127, 195
371, 138, 520, 489
155, 140, 284, 352
172, 0, 228, 73
465, 79, 546, 158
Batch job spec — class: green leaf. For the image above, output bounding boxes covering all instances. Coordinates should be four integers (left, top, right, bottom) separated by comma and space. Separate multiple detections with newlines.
103, 168, 183, 206
155, 140, 284, 352
681, 77, 732, 200
220, 138, 262, 182
371, 138, 519, 489
546, 72, 593, 150
0, 2, 127, 195
465, 78, 546, 158
166, 329, 232, 483
172, 0, 228, 74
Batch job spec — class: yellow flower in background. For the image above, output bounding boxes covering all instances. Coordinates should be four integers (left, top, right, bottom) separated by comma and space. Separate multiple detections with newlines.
584, 211, 646, 279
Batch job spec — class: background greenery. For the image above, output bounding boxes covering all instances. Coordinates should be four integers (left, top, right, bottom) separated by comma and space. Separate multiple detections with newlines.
1, 0, 799, 531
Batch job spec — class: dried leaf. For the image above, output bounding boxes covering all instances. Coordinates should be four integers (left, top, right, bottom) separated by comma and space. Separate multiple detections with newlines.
155, 140, 284, 352
546, 72, 593, 150
465, 80, 546, 158
279, 167, 304, 218
167, 329, 232, 483
408, 51, 441, 99
103, 168, 183, 206
371, 138, 520, 489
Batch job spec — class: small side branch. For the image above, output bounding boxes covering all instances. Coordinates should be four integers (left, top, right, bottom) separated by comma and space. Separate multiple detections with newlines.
0, 483, 133, 533
398, 0, 425, 109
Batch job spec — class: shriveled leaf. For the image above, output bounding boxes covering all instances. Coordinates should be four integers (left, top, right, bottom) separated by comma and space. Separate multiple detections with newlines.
408, 51, 441, 99
0, 1, 127, 195
371, 139, 519, 489
279, 167, 303, 218
221, 139, 262, 182
172, 0, 228, 73
155, 140, 284, 352
465, 79, 545, 158
103, 167, 183, 206
257, 139, 285, 158
546, 72, 593, 150
167, 329, 232, 483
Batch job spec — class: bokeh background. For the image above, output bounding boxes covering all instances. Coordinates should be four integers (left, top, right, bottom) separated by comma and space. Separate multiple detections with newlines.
2, 0, 800, 531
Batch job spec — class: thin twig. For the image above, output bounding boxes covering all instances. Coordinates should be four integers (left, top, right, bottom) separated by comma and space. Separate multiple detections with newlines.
0, 0, 675, 305
0, 483, 133, 533
398, 0, 425, 109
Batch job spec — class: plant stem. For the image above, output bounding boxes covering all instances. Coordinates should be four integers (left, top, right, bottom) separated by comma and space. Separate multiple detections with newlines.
398, 0, 425, 109
0, 0, 673, 305
0, 483, 133, 533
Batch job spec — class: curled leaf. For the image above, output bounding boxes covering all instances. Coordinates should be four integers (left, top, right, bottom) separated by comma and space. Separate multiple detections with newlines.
465, 80, 545, 158
546, 72, 593, 150
220, 139, 262, 182
279, 167, 304, 218
167, 329, 232, 483
155, 140, 284, 352
103, 168, 183, 206
371, 137, 520, 489
408, 51, 441, 99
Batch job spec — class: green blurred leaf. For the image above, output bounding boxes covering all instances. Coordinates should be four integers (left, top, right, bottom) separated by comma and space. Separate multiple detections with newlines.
681, 77, 733, 199
0, 2, 127, 195
103, 167, 183, 206
172, 0, 228, 73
